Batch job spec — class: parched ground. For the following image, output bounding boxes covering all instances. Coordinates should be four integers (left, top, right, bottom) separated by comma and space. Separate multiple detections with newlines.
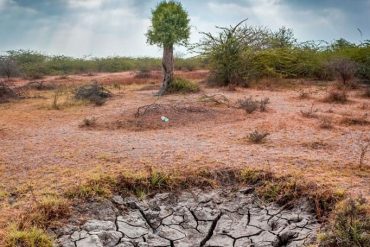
0, 71, 369, 237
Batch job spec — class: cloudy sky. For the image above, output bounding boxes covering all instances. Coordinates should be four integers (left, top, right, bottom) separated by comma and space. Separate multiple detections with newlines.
0, 0, 369, 57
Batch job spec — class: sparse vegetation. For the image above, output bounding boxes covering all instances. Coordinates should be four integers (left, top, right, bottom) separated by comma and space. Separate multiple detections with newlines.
2, 11, 370, 247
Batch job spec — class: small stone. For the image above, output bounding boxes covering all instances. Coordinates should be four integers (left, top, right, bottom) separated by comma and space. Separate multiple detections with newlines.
112, 195, 124, 205
93, 231, 122, 247
117, 210, 147, 227
239, 186, 255, 194
123, 196, 139, 209
57, 235, 75, 247
117, 221, 149, 239
71, 230, 88, 241
83, 220, 116, 233
157, 225, 186, 241
76, 235, 103, 247
146, 233, 170, 246
205, 234, 234, 247
234, 237, 253, 247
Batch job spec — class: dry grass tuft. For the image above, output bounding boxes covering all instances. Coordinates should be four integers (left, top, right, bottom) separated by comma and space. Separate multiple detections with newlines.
19, 195, 70, 230
318, 196, 370, 247
5, 226, 52, 247
324, 90, 348, 104
79, 117, 97, 128
237, 97, 270, 114
340, 115, 369, 126
300, 104, 318, 118
247, 130, 270, 144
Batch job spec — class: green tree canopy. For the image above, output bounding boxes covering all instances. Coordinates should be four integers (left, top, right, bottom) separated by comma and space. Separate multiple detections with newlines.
146, 1, 190, 48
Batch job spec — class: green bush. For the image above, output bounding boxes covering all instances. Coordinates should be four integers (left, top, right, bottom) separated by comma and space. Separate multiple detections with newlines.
166, 78, 200, 94
196, 21, 370, 85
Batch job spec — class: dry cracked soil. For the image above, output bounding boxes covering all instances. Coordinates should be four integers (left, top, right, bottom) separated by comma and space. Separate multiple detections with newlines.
56, 188, 319, 247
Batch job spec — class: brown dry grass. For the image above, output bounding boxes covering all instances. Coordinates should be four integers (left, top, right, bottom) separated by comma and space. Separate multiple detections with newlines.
0, 71, 369, 244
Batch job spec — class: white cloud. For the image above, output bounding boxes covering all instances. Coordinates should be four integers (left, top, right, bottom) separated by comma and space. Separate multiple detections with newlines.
66, 0, 107, 9
206, 0, 348, 41
0, 0, 13, 10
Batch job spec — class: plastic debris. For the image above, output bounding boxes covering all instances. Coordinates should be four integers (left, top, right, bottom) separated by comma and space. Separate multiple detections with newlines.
161, 116, 169, 123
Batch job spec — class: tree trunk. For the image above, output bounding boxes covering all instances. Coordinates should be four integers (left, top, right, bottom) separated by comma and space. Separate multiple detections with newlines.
157, 45, 174, 95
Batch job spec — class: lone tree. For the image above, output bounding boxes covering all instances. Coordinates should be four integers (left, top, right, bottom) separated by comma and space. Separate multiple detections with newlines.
146, 1, 190, 95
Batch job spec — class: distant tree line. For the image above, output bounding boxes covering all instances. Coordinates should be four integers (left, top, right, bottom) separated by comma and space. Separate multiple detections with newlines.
1, 22, 369, 86
0, 50, 206, 80
194, 20, 370, 86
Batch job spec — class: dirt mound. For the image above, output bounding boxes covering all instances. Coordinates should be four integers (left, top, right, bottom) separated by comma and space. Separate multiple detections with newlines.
90, 101, 247, 132
108, 103, 218, 131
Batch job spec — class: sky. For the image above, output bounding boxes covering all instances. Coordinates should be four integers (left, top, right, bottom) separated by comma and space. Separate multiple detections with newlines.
0, 0, 369, 57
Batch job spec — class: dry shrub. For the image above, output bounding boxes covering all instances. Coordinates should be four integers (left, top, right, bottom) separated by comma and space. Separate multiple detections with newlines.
319, 117, 333, 129
75, 81, 112, 106
0, 81, 18, 103
23, 81, 56, 91
259, 98, 270, 112
298, 90, 311, 99
324, 90, 348, 103
79, 117, 97, 128
199, 94, 230, 107
248, 130, 269, 144
327, 57, 358, 87
237, 97, 258, 113
300, 104, 318, 118
237, 97, 270, 114
358, 138, 370, 168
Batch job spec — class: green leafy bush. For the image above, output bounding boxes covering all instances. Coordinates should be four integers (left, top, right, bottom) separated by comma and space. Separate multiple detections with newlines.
166, 78, 200, 94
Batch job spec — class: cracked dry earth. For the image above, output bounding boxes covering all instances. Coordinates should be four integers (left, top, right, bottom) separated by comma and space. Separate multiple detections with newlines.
56, 189, 319, 247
